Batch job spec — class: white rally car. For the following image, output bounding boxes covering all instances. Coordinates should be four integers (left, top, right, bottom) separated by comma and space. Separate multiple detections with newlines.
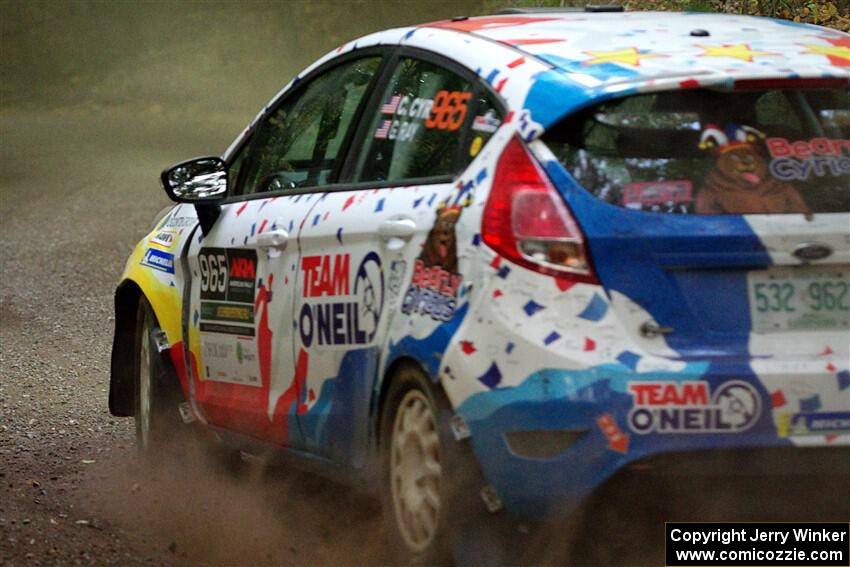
110, 8, 850, 564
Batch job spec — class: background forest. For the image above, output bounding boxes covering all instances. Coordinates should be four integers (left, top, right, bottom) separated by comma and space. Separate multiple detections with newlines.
493, 0, 849, 30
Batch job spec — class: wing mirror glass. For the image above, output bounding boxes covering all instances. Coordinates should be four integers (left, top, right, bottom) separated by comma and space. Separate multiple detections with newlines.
161, 156, 228, 203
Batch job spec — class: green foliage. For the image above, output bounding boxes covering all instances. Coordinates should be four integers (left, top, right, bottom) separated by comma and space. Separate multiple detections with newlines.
682, 0, 716, 11
479, 0, 849, 30
711, 0, 848, 30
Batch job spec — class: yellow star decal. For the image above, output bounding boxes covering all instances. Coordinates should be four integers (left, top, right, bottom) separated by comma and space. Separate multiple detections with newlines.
697, 43, 778, 62
803, 38, 850, 67
581, 47, 665, 67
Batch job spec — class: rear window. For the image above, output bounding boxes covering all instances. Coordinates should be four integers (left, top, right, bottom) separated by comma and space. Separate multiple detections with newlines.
544, 88, 850, 214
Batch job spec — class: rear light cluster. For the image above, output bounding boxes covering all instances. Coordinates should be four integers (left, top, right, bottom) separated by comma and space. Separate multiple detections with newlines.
482, 136, 598, 284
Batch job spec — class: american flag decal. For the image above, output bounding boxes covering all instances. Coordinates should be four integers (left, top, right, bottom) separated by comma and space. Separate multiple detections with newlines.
380, 95, 400, 115
374, 120, 392, 139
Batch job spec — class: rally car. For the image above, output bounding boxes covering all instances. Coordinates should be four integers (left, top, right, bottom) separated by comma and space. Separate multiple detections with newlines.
110, 8, 850, 565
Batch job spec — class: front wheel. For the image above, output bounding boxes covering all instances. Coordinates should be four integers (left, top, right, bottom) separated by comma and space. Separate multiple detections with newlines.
133, 297, 183, 458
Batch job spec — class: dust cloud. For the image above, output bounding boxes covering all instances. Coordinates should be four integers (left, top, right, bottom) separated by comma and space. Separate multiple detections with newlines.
81, 433, 388, 566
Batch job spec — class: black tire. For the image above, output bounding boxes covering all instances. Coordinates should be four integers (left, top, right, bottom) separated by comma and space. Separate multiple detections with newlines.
133, 297, 185, 460
133, 297, 248, 474
379, 363, 482, 566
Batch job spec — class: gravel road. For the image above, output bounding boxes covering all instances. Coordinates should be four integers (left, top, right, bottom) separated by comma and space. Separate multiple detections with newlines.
2, 3, 848, 564
0, 105, 391, 567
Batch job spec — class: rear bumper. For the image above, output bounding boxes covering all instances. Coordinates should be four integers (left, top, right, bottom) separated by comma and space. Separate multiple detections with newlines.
456, 360, 850, 520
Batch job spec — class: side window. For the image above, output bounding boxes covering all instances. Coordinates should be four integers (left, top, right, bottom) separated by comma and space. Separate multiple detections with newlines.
354, 58, 475, 183
241, 57, 382, 194
227, 140, 249, 193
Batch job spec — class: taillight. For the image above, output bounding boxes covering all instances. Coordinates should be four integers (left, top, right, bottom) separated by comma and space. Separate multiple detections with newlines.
482, 136, 598, 284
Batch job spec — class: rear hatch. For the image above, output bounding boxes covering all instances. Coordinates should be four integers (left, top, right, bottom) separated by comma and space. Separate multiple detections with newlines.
540, 83, 850, 361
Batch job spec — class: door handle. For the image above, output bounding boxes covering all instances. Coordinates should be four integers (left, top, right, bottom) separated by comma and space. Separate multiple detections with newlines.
378, 217, 417, 241
256, 229, 289, 251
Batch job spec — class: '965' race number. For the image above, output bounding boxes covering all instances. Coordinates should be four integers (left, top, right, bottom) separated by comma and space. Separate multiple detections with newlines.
198, 248, 257, 303
425, 90, 471, 131
199, 251, 228, 295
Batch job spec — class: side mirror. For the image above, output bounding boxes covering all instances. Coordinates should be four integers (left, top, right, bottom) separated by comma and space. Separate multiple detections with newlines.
161, 156, 227, 203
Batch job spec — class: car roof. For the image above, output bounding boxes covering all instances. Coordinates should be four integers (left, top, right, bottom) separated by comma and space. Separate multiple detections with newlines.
417, 12, 849, 131
422, 12, 849, 81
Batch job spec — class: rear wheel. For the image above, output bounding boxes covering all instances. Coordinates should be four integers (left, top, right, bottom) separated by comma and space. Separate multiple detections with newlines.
390, 388, 442, 553
379, 364, 480, 566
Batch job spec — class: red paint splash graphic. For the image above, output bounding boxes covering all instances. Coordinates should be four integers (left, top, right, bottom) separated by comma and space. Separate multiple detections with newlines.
423, 16, 557, 33
500, 38, 565, 46
255, 274, 275, 390
269, 347, 311, 447
771, 390, 787, 408
555, 277, 577, 292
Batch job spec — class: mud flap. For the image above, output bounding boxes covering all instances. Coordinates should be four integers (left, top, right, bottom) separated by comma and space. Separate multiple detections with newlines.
148, 327, 186, 423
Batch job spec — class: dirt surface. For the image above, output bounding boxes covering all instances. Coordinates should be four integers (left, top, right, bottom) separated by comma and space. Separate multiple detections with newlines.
2, 2, 849, 566
0, 98, 404, 566
0, 3, 462, 565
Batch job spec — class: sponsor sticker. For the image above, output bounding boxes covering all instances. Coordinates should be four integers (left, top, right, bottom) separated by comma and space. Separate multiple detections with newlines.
767, 137, 850, 181
623, 180, 693, 208
777, 411, 850, 437
627, 380, 761, 434
200, 302, 254, 324
696, 123, 811, 214
141, 248, 175, 274
469, 136, 483, 157
597, 413, 630, 453
196, 248, 261, 385
201, 335, 260, 386
402, 194, 471, 322
402, 260, 462, 322
159, 214, 196, 229
298, 252, 384, 348
199, 248, 257, 303
150, 229, 178, 249
472, 109, 501, 134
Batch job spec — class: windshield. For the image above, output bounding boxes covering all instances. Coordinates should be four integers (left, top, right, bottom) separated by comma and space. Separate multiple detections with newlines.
544, 87, 850, 214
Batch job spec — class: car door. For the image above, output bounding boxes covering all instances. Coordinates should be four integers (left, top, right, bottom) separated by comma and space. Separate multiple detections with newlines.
293, 52, 505, 465
184, 54, 386, 447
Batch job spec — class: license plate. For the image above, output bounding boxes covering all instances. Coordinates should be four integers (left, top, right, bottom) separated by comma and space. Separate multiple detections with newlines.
748, 268, 850, 333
